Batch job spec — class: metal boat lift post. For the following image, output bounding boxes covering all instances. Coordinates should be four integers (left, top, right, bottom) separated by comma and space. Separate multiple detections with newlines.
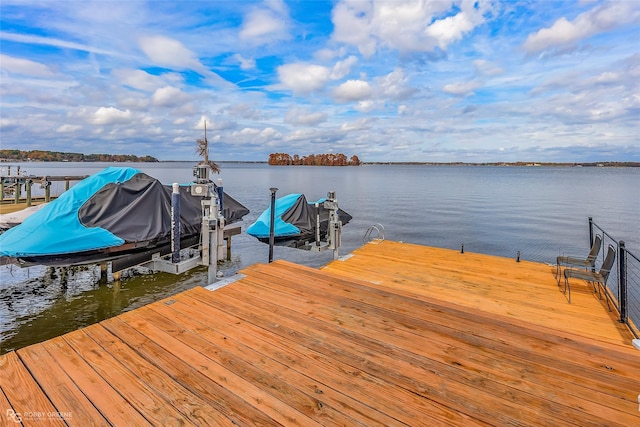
307, 191, 343, 260
144, 163, 224, 285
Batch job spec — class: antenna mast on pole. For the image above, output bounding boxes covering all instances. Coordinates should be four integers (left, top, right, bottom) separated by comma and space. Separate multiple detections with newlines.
203, 120, 208, 165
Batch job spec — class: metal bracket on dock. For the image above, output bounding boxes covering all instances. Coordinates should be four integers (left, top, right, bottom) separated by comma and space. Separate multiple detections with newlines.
146, 252, 202, 275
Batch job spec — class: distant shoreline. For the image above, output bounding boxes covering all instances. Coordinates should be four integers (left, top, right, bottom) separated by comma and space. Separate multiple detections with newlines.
1, 159, 638, 167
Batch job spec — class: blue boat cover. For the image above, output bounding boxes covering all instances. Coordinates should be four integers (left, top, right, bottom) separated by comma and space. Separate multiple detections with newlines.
247, 193, 306, 239
0, 166, 251, 259
0, 167, 140, 257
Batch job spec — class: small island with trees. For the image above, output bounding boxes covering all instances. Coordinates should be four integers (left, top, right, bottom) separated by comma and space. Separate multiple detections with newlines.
0, 149, 158, 163
268, 153, 361, 166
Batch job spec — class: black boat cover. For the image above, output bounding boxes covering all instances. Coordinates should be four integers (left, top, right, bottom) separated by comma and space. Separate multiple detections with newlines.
0, 167, 249, 258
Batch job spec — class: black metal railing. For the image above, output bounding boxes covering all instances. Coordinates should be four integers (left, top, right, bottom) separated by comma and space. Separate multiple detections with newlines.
589, 217, 640, 339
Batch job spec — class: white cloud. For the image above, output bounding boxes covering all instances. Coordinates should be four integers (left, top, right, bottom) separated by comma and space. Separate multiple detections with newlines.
0, 31, 117, 56
260, 127, 281, 139
277, 63, 330, 94
239, 1, 290, 44
118, 96, 150, 110
473, 59, 504, 77
331, 0, 377, 56
341, 117, 373, 132
332, 0, 492, 56
330, 55, 358, 80
232, 53, 256, 70
285, 108, 328, 126
112, 69, 166, 91
0, 54, 55, 77
334, 80, 372, 102
56, 124, 82, 133
139, 35, 201, 70
151, 86, 190, 107
90, 107, 132, 125
443, 80, 482, 96
376, 68, 415, 100
355, 100, 375, 112
524, 2, 640, 53
424, 10, 475, 50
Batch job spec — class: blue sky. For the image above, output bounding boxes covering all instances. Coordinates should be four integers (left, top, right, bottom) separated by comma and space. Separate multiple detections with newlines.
1, 0, 638, 162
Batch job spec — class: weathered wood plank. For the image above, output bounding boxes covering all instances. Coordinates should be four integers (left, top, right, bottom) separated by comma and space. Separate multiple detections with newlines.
62, 328, 195, 426
0, 380, 18, 424
237, 263, 640, 424
178, 287, 486, 427
83, 323, 232, 426
116, 307, 320, 427
321, 243, 633, 344
259, 260, 640, 377
17, 342, 108, 426
148, 295, 415, 427
189, 286, 566, 427
39, 336, 153, 426
214, 275, 638, 427
0, 351, 66, 427
100, 316, 273, 426
141, 302, 367, 427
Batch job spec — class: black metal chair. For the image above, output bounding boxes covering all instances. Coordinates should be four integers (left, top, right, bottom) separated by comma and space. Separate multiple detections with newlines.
556, 234, 602, 285
563, 244, 616, 305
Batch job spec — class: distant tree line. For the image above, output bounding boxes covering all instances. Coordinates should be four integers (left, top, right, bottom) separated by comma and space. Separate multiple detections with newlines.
0, 149, 158, 162
268, 153, 361, 166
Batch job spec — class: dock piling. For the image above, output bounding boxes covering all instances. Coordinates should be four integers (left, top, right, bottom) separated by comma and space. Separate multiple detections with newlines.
171, 183, 181, 264
268, 187, 278, 263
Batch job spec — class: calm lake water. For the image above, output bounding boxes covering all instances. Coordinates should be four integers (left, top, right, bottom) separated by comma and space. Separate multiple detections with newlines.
1, 162, 638, 354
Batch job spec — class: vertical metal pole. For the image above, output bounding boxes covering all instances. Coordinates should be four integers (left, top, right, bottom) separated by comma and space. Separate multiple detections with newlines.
588, 216, 594, 248
315, 203, 321, 246
14, 179, 20, 204
268, 187, 278, 263
65, 179, 70, 191
45, 182, 51, 202
26, 180, 32, 207
207, 198, 219, 285
171, 183, 181, 263
619, 241, 627, 324
0, 180, 4, 202
217, 179, 224, 215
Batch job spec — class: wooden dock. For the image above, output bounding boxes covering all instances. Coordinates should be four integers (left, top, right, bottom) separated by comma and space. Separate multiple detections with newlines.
1, 240, 639, 426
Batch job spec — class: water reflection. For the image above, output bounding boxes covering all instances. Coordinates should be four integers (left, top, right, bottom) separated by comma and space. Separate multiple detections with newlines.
0, 262, 211, 353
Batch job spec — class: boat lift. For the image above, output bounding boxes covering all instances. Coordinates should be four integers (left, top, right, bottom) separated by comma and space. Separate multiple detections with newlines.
307, 191, 343, 260
262, 189, 345, 262
141, 163, 225, 284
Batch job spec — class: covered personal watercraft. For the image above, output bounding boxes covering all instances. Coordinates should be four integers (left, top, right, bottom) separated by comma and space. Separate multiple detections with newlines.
247, 193, 351, 247
0, 167, 249, 266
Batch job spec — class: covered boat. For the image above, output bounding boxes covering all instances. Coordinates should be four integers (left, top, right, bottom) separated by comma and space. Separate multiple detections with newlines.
0, 167, 249, 266
247, 193, 351, 247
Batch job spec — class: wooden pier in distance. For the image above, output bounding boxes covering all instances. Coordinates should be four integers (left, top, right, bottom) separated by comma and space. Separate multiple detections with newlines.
1, 240, 639, 426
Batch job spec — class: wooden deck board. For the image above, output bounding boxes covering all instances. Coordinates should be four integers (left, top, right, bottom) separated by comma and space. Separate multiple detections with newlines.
0, 352, 66, 427
1, 240, 638, 426
324, 242, 631, 344
16, 342, 109, 426
241, 262, 640, 393
240, 261, 639, 425
83, 323, 232, 426
166, 289, 465, 427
